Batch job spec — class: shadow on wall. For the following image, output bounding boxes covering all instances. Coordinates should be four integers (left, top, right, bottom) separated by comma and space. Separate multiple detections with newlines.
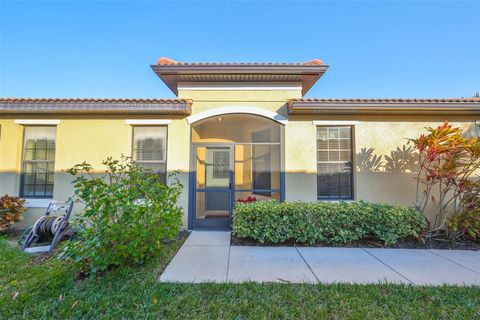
354, 144, 427, 217
357, 145, 419, 174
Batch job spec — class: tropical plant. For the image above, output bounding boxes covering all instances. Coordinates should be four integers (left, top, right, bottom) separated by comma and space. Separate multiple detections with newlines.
62, 156, 183, 277
236, 196, 257, 203
448, 208, 480, 241
0, 195, 26, 231
410, 121, 480, 238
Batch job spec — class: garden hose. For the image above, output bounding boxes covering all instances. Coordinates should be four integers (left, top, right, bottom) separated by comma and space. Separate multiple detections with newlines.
18, 227, 32, 245
32, 215, 65, 241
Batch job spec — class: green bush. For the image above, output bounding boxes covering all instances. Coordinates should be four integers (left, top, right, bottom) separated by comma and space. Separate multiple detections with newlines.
232, 201, 426, 245
63, 157, 183, 277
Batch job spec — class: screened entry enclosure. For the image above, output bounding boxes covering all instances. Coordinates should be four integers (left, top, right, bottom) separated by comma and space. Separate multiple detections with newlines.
190, 114, 283, 229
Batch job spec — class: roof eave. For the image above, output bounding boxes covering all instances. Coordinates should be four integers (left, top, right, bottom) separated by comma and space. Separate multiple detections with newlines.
150, 64, 329, 73
150, 64, 329, 95
0, 101, 192, 115
288, 101, 480, 115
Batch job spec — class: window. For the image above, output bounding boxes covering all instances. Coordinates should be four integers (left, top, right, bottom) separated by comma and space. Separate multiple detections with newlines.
317, 126, 353, 200
21, 126, 56, 198
212, 150, 229, 179
132, 126, 167, 183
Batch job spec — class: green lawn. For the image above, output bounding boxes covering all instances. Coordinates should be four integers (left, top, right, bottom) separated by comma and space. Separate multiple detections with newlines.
1, 236, 479, 319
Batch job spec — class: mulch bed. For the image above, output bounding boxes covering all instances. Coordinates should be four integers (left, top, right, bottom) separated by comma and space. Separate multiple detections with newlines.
231, 235, 480, 250
0, 228, 23, 238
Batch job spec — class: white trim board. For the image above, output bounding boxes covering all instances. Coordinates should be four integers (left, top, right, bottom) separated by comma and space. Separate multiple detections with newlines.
178, 82, 302, 91
186, 106, 288, 125
24, 198, 52, 208
312, 120, 360, 126
125, 119, 172, 125
14, 119, 61, 125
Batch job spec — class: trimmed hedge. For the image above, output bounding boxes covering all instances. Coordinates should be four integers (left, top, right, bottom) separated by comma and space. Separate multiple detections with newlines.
232, 201, 427, 245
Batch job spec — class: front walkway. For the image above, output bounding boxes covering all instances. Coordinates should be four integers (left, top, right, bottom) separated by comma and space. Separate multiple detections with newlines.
159, 231, 480, 285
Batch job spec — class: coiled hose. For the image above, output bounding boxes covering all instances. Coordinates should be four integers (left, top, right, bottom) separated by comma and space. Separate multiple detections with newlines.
32, 215, 65, 242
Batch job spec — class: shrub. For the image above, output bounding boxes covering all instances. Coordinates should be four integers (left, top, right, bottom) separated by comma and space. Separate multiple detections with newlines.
232, 200, 426, 245
63, 157, 183, 277
0, 195, 26, 231
448, 209, 480, 241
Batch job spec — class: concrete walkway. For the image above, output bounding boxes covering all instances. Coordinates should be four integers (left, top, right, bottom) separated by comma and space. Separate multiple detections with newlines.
159, 231, 480, 285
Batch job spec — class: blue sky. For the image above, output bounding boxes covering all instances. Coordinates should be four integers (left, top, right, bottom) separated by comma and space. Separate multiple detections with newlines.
1, 1, 479, 99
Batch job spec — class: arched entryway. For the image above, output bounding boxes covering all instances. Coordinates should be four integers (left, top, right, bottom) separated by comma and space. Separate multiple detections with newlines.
189, 113, 284, 230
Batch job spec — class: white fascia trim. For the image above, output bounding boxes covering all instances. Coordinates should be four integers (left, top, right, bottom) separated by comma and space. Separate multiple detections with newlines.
178, 82, 302, 91
24, 198, 52, 208
14, 119, 61, 125
125, 119, 172, 125
312, 120, 360, 126
186, 106, 288, 125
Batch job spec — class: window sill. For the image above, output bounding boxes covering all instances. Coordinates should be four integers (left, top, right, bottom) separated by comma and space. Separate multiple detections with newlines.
24, 198, 52, 208
317, 199, 355, 203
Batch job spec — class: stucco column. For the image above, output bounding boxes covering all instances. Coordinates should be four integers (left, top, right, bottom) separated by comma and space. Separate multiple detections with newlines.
284, 121, 317, 202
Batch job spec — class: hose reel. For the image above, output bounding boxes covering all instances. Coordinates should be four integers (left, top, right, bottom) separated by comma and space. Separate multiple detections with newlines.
32, 215, 66, 242
20, 201, 74, 253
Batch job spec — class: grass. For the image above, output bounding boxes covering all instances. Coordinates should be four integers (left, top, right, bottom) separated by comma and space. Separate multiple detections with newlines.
1, 235, 479, 319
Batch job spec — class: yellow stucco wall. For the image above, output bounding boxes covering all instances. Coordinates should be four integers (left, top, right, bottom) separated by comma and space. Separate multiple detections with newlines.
1, 86, 479, 229
282, 115, 478, 222
0, 120, 23, 195
284, 120, 317, 201
0, 115, 189, 227
178, 89, 302, 113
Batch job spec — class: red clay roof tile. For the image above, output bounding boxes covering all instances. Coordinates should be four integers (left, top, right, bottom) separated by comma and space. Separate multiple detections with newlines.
290, 98, 480, 103
157, 57, 178, 65
0, 98, 189, 104
154, 57, 326, 66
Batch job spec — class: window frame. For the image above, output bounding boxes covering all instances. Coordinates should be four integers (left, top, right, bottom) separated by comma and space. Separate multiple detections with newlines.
251, 129, 273, 195
211, 149, 230, 180
131, 125, 168, 184
316, 125, 355, 201
20, 125, 57, 199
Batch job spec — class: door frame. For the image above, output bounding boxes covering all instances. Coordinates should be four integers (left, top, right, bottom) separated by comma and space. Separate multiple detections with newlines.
190, 144, 234, 230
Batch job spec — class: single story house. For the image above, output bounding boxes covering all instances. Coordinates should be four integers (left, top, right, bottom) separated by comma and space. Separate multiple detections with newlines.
1, 57, 479, 230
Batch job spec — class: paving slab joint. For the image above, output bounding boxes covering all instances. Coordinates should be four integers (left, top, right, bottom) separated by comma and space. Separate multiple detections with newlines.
361, 248, 414, 285
428, 250, 480, 276
226, 244, 232, 282
295, 246, 320, 283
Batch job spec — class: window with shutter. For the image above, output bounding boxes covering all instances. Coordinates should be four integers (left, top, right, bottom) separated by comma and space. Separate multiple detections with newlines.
21, 126, 56, 198
316, 126, 353, 200
132, 126, 167, 184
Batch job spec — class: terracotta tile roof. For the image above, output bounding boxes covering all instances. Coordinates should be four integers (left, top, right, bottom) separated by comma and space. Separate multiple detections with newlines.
0, 97, 188, 104
152, 58, 328, 95
156, 57, 325, 66
288, 98, 480, 115
0, 98, 192, 115
290, 98, 480, 103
